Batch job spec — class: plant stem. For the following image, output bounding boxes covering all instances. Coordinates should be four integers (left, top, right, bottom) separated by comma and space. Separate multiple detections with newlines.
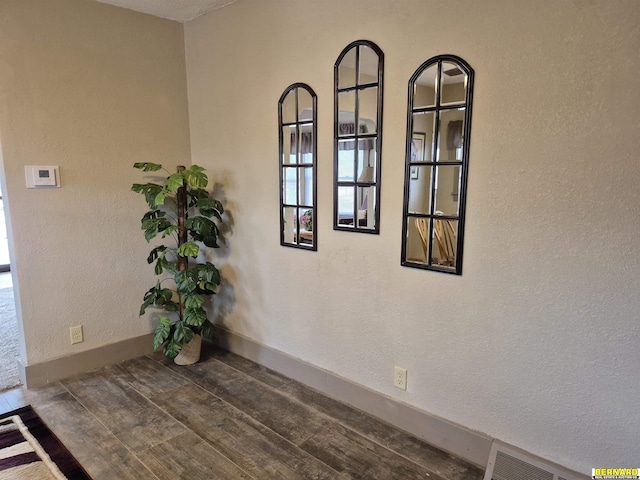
177, 166, 187, 322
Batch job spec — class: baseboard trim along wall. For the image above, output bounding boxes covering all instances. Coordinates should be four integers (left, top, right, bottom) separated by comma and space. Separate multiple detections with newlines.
20, 333, 155, 388
21, 328, 586, 475
215, 328, 493, 469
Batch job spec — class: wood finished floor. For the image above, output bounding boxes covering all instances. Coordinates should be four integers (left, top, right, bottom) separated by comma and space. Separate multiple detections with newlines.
0, 345, 484, 479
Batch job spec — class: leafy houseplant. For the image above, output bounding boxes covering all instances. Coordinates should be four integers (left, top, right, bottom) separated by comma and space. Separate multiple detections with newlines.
301, 209, 313, 231
132, 163, 224, 361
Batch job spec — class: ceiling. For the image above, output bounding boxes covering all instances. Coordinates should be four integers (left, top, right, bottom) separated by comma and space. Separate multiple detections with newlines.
95, 0, 237, 22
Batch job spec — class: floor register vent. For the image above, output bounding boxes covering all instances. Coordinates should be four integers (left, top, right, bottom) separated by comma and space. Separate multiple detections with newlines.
484, 441, 588, 480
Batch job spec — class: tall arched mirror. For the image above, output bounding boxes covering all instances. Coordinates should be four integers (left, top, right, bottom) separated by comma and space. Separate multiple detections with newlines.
279, 83, 317, 250
401, 55, 474, 274
334, 40, 384, 233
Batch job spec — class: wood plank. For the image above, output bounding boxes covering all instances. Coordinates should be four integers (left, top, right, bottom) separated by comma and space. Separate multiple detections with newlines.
299, 421, 444, 480
117, 356, 190, 397
149, 383, 349, 480
2, 383, 67, 411
34, 391, 159, 480
165, 359, 444, 479
208, 348, 293, 389
280, 381, 484, 480
61, 364, 187, 451
20, 350, 486, 480
138, 431, 255, 480
165, 358, 327, 445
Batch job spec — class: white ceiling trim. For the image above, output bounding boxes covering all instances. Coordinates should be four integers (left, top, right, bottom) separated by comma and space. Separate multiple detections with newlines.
94, 0, 237, 22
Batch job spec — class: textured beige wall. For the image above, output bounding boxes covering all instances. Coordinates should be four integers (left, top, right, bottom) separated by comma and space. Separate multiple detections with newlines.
0, 0, 190, 364
185, 0, 640, 473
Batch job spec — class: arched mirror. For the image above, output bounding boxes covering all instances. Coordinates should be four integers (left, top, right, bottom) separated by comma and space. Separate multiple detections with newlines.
279, 83, 317, 250
334, 40, 384, 233
401, 55, 474, 274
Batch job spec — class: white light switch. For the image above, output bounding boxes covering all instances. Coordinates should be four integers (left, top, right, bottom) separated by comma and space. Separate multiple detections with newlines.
25, 166, 60, 188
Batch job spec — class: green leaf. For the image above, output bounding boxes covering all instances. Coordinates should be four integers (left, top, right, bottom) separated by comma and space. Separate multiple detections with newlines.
159, 316, 172, 328
201, 320, 217, 341
140, 282, 175, 315
196, 197, 224, 220
141, 217, 173, 242
195, 263, 221, 292
154, 257, 168, 275
186, 216, 219, 248
153, 316, 172, 350
184, 307, 207, 327
140, 295, 154, 316
146, 245, 173, 275
173, 320, 194, 344
163, 261, 179, 274
175, 270, 197, 295
166, 173, 184, 193
153, 188, 167, 207
187, 188, 209, 209
164, 300, 180, 312
184, 293, 204, 309
163, 340, 182, 358
132, 183, 164, 209
142, 210, 165, 222
183, 165, 208, 188
161, 225, 178, 238
147, 245, 167, 264
177, 241, 199, 258
133, 162, 163, 172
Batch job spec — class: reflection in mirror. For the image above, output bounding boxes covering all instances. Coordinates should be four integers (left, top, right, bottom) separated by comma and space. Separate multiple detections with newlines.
298, 167, 313, 206
282, 91, 296, 124
405, 217, 429, 264
433, 166, 460, 216
337, 145, 355, 182
283, 167, 297, 205
298, 89, 313, 118
413, 65, 438, 109
359, 45, 378, 85
338, 93, 356, 135
441, 62, 468, 105
334, 40, 384, 234
412, 112, 436, 162
401, 55, 474, 274
437, 109, 465, 162
282, 126, 296, 164
282, 207, 296, 244
279, 83, 317, 250
359, 87, 379, 133
338, 48, 357, 89
357, 140, 376, 180
431, 218, 457, 269
356, 185, 376, 229
336, 186, 354, 226
407, 166, 432, 215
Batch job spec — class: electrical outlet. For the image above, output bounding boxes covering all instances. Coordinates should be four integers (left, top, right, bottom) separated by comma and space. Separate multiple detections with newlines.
70, 325, 83, 344
394, 366, 407, 390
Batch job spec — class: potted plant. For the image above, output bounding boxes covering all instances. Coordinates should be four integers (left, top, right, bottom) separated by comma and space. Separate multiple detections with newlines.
132, 162, 224, 364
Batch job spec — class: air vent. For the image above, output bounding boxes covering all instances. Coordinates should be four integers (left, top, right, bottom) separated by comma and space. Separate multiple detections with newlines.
444, 67, 463, 76
484, 442, 588, 480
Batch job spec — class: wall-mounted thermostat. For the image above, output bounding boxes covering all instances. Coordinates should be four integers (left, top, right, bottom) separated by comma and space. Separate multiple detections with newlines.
25, 166, 60, 188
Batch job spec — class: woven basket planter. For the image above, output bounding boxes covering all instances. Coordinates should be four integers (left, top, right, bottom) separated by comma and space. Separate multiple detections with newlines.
174, 334, 202, 365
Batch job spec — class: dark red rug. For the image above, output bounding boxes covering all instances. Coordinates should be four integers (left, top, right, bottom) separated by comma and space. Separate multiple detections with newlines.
0, 405, 90, 479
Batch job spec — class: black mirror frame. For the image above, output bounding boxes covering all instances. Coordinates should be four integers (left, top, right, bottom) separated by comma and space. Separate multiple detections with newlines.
278, 83, 318, 251
400, 54, 474, 275
333, 40, 384, 234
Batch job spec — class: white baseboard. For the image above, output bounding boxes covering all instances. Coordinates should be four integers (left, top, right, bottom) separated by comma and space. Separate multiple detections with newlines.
215, 328, 493, 468
20, 333, 155, 388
